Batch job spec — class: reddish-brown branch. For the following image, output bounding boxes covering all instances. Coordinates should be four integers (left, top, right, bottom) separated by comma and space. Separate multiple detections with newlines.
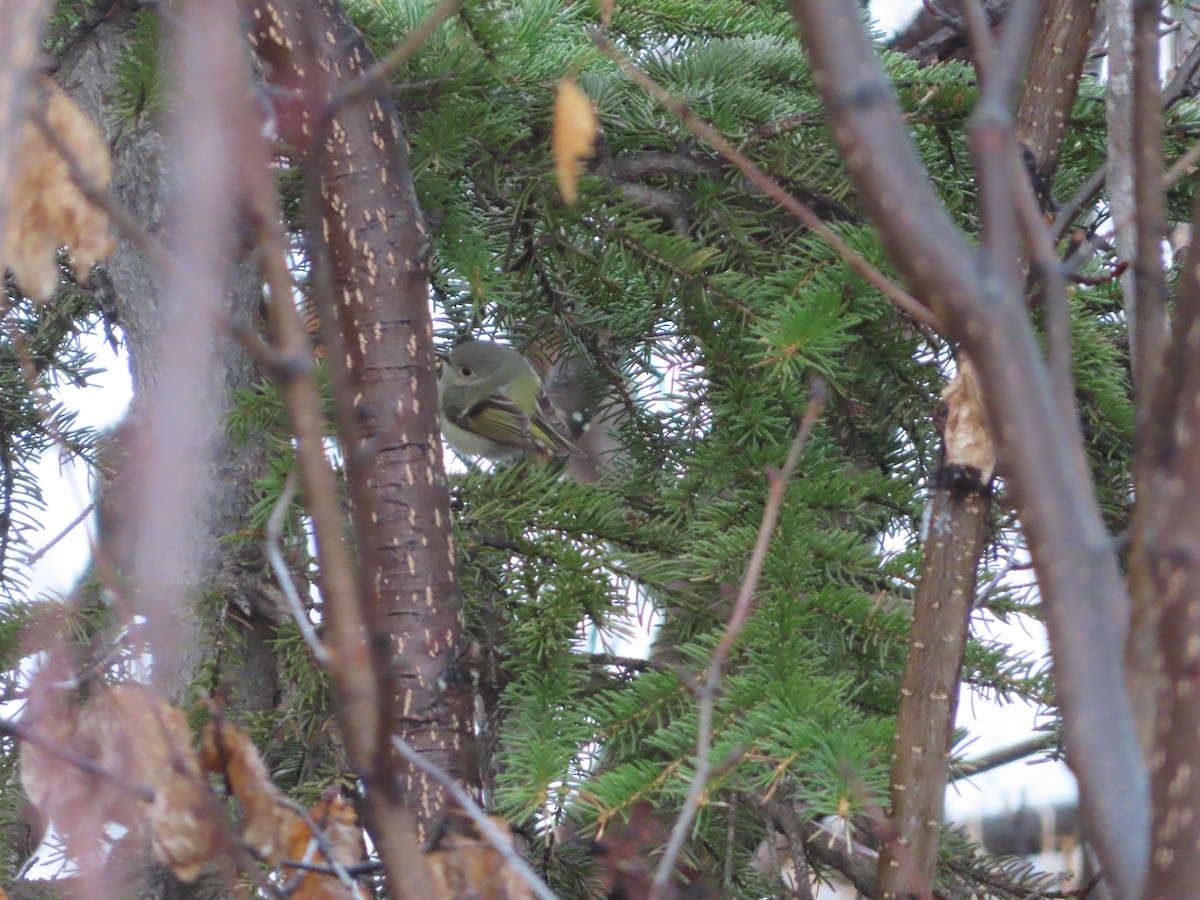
1140, 96, 1200, 900
243, 7, 437, 894
1013, 0, 1101, 188
249, 0, 471, 851
877, 470, 989, 899
789, 3, 1148, 896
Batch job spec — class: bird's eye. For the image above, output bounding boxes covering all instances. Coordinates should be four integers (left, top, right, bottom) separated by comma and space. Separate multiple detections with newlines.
459, 367, 472, 377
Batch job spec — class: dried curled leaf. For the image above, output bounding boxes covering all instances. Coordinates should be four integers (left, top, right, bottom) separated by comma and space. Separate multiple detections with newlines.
111, 686, 218, 882
19, 686, 109, 857
426, 815, 532, 900
941, 357, 996, 483
3, 76, 115, 301
283, 795, 365, 900
552, 78, 598, 205
200, 716, 288, 864
20, 683, 217, 880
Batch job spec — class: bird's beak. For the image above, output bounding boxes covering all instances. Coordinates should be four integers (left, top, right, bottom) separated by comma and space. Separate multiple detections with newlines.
435, 349, 448, 376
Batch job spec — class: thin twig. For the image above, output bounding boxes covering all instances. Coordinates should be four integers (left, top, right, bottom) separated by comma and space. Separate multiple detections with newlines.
265, 469, 328, 664
280, 857, 381, 876
972, 544, 1027, 609
1053, 26, 1200, 242
275, 794, 365, 899
591, 30, 942, 337
0, 305, 86, 453
1009, 150, 1076, 425
952, 733, 1056, 780
25, 501, 95, 565
329, 0, 464, 109
922, 0, 966, 32
1051, 165, 1106, 243
652, 383, 826, 897
390, 735, 559, 900
1164, 139, 1200, 188
959, 0, 993, 74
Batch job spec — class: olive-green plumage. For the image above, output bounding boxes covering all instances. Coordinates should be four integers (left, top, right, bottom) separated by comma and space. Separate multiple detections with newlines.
438, 340, 582, 460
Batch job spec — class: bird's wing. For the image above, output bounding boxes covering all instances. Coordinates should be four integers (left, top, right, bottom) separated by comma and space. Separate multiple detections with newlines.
448, 395, 543, 452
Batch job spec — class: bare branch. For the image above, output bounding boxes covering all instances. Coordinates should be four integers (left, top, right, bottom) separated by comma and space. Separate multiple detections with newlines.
952, 734, 1057, 781
127, 0, 244, 696
274, 795, 365, 900
788, 3, 1148, 895
1130, 0, 1169, 415
25, 501, 95, 566
264, 471, 328, 665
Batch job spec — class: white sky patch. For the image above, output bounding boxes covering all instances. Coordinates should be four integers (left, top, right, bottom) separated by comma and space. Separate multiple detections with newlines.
27, 331, 132, 599
870, 0, 923, 34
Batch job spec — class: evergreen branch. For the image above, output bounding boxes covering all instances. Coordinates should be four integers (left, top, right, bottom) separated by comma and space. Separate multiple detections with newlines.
651, 381, 825, 898
0, 304, 86, 455
578, 212, 757, 318
329, 0, 464, 110
591, 29, 943, 338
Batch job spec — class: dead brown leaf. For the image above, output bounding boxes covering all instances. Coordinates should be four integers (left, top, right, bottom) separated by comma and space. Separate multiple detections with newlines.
200, 716, 288, 864
552, 78, 598, 205
282, 794, 365, 900
942, 357, 996, 483
3, 76, 115, 301
425, 814, 531, 900
19, 683, 217, 880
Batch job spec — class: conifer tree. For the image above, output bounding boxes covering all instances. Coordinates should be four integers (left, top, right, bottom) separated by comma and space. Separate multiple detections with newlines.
0, 1, 1194, 898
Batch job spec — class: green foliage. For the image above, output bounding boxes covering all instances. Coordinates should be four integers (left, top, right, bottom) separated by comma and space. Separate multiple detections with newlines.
326, 2, 1122, 895
0, 284, 105, 603
16, 0, 1155, 895
110, 11, 167, 124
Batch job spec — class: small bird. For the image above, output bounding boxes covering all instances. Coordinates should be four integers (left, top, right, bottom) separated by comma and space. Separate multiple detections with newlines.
438, 340, 583, 461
